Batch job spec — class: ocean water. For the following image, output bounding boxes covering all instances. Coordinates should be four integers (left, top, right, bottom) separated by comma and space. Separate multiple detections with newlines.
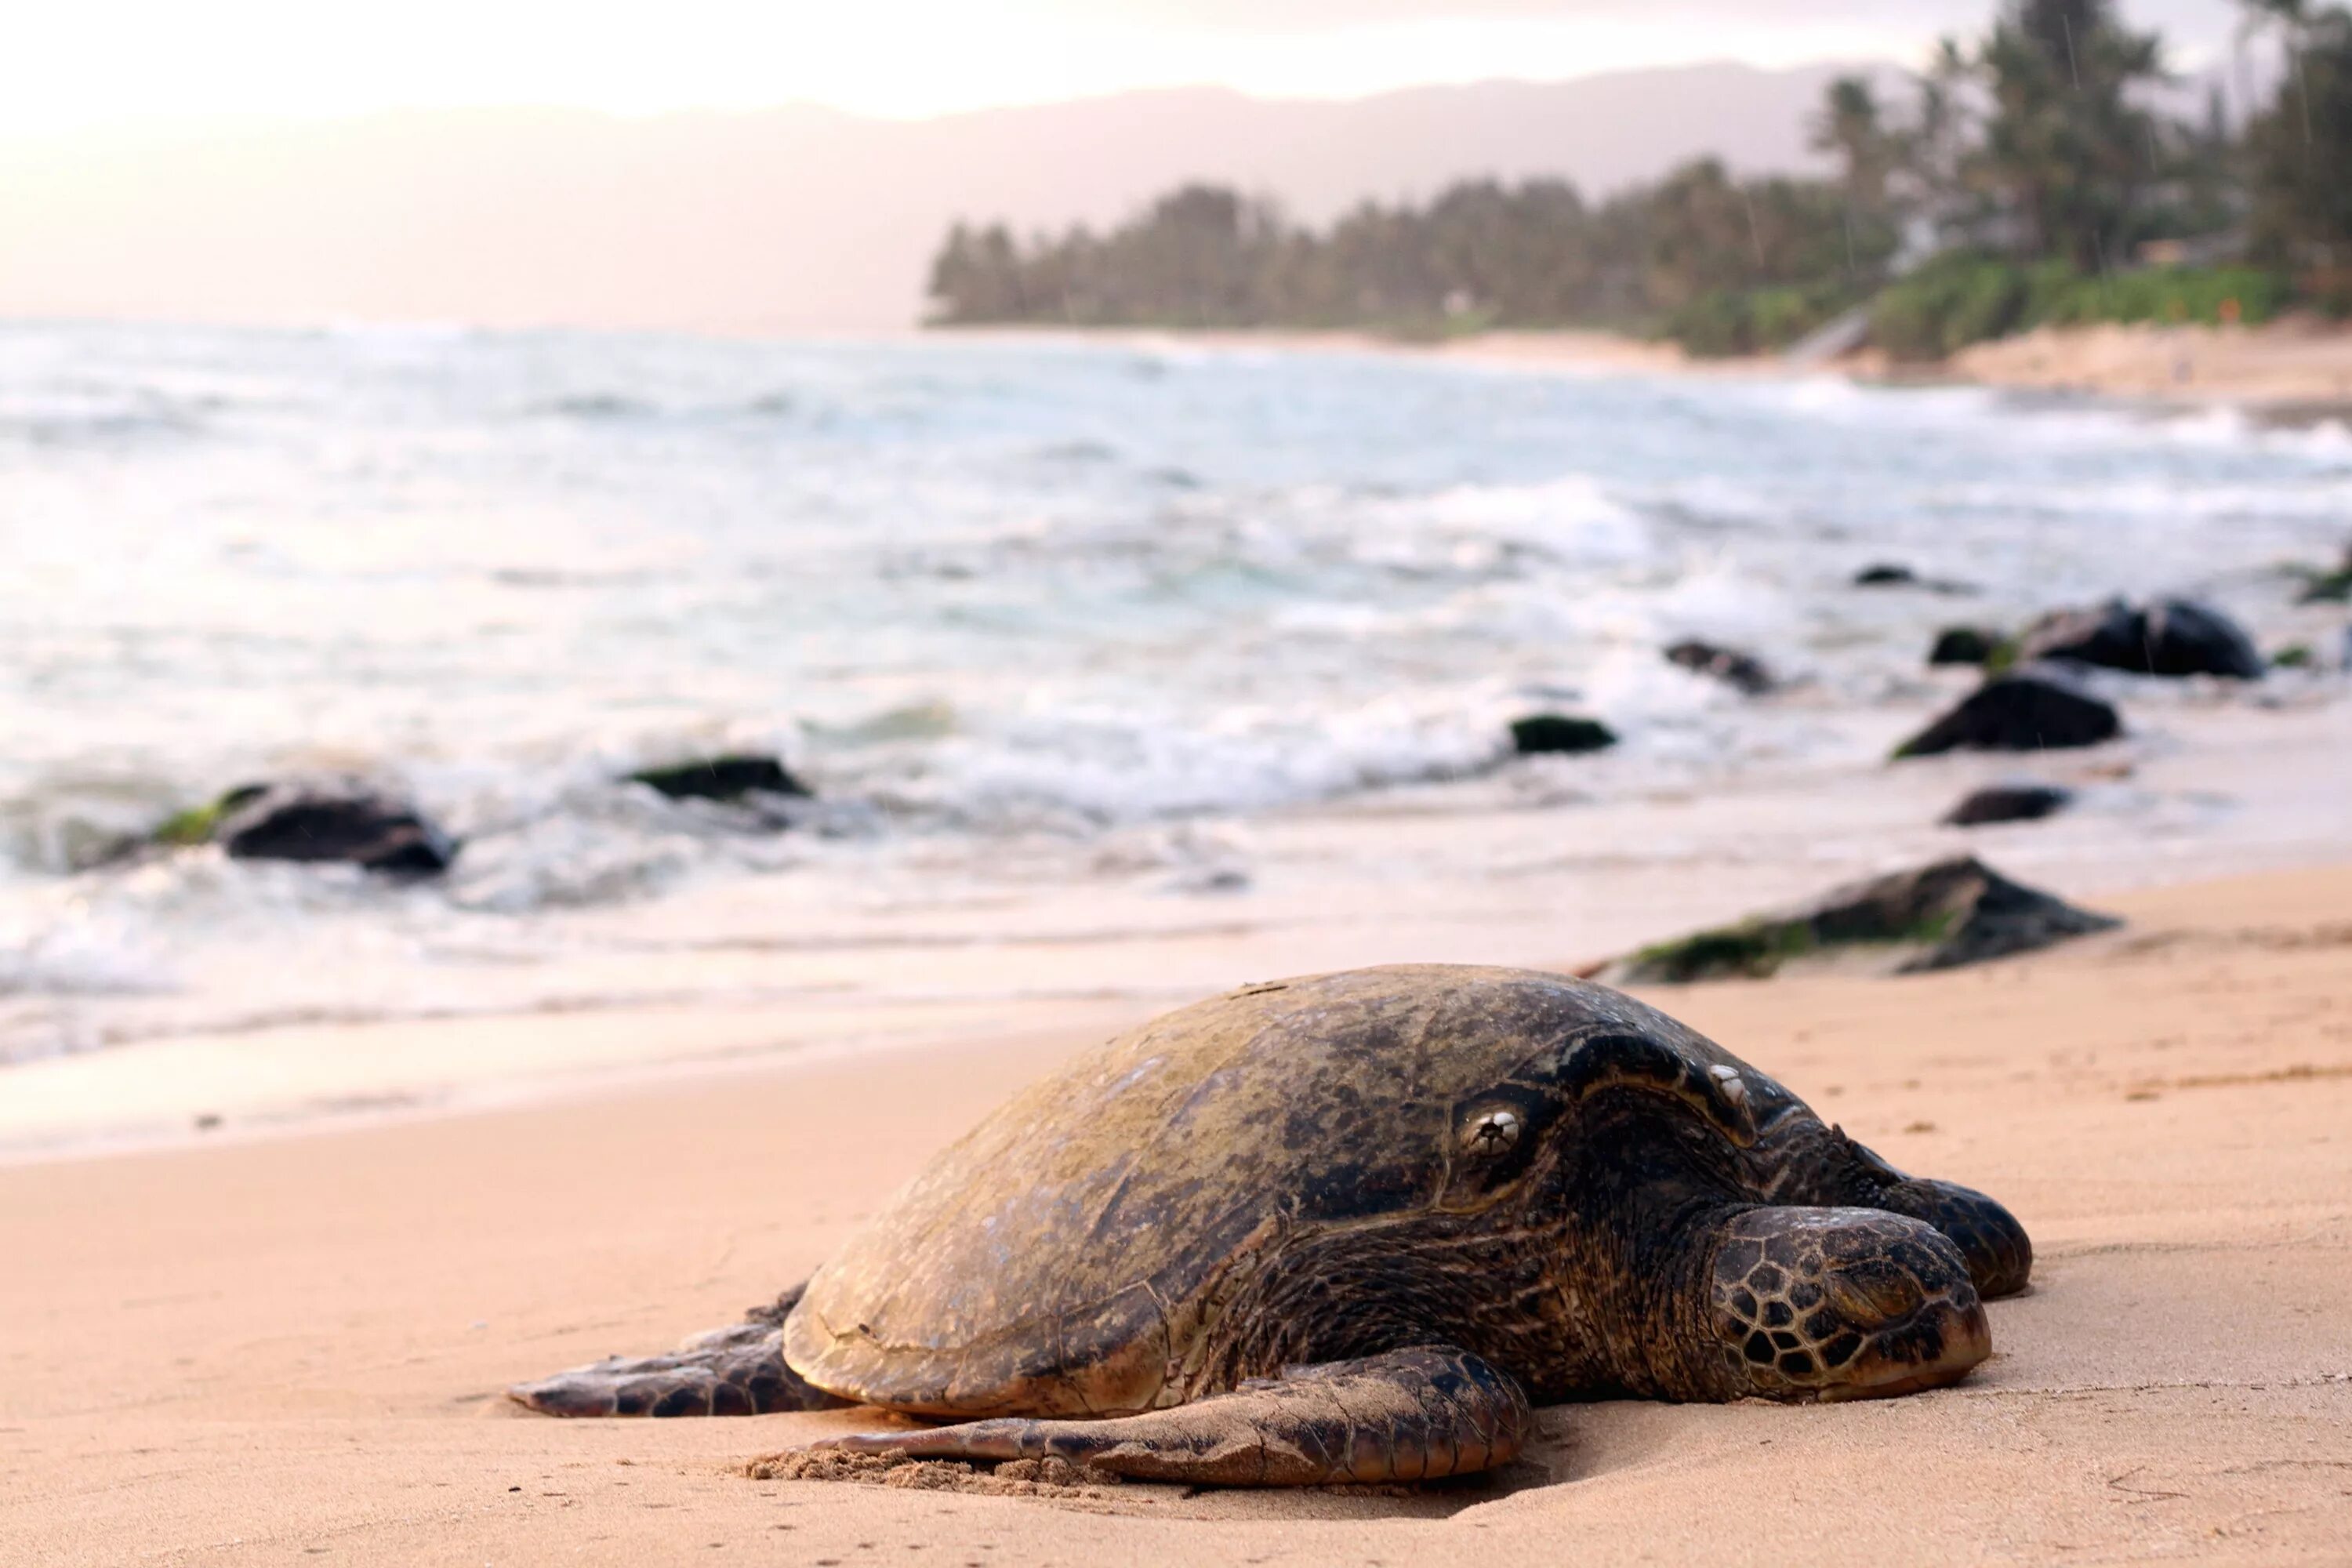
3, 320, 2349, 1069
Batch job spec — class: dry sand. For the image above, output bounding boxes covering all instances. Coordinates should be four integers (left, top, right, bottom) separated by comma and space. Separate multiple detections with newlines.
5, 862, 2350, 1564
1944, 319, 2352, 412
1449, 317, 2352, 415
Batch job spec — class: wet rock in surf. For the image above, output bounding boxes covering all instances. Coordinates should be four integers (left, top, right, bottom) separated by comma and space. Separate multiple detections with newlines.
1942, 784, 2072, 826
1664, 641, 1773, 695
1597, 855, 2118, 985
628, 754, 811, 802
145, 781, 458, 874
2015, 597, 2263, 680
1510, 714, 1617, 756
1927, 626, 2002, 667
1893, 668, 2122, 757
1854, 562, 1972, 593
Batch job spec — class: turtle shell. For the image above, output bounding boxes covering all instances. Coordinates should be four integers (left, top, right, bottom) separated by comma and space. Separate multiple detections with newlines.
782, 964, 1753, 1417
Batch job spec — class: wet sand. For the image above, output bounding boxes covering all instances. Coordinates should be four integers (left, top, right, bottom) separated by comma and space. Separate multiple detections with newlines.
5, 862, 2350, 1565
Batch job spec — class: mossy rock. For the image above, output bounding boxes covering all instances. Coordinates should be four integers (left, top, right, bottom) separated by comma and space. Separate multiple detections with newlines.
1926, 626, 2000, 667
140, 782, 455, 875
1508, 715, 1617, 756
1599, 856, 2116, 985
2295, 569, 2351, 604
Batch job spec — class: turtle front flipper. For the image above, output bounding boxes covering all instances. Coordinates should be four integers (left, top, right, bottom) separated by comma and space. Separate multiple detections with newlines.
800, 1346, 1533, 1486
509, 1287, 850, 1417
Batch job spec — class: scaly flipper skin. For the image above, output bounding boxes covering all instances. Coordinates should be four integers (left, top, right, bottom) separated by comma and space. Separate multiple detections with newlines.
509, 1287, 849, 1417
807, 1348, 1534, 1486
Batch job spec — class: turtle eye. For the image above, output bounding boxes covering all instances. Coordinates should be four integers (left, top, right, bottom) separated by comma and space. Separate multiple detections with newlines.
1461, 1107, 1523, 1160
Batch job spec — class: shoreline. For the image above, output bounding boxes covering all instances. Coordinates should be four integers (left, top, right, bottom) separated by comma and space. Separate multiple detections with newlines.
942, 318, 2352, 417
9, 678, 2350, 1167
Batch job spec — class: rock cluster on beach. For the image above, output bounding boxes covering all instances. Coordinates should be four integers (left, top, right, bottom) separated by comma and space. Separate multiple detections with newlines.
123, 752, 812, 879
1895, 595, 2271, 762
1597, 855, 2120, 985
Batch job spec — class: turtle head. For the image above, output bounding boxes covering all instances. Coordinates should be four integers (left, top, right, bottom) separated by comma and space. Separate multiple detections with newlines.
1702, 1206, 1990, 1401
1439, 1029, 1761, 1213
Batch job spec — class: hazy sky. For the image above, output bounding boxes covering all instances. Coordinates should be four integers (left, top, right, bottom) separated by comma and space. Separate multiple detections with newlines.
6, 0, 2249, 132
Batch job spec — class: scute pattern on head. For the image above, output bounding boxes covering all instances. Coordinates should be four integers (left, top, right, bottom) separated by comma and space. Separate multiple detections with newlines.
782, 964, 1753, 1417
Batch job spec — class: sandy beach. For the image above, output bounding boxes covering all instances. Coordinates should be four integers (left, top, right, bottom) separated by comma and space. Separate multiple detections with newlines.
1025, 319, 2352, 413
6, 858, 2350, 1565
1450, 318, 2352, 414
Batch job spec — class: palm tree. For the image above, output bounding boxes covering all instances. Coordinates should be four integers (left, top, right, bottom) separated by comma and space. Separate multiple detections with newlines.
1966, 0, 2169, 267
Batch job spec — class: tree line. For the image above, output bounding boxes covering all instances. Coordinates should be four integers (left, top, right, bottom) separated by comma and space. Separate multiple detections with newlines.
925, 0, 2352, 358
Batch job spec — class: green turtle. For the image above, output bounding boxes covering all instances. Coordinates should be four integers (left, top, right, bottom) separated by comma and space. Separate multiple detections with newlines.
511, 965, 2029, 1485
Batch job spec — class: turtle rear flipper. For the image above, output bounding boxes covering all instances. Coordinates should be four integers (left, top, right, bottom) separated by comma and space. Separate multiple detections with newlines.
510, 1289, 849, 1417
800, 1346, 1532, 1485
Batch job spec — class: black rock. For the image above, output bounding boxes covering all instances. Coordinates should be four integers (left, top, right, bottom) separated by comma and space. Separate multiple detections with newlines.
1600, 855, 2119, 985
211, 783, 456, 875
1893, 667, 2122, 757
1664, 641, 1773, 695
1942, 784, 2073, 826
2016, 596, 2264, 680
1855, 563, 1972, 593
1509, 715, 1617, 756
629, 753, 811, 801
1927, 626, 2000, 666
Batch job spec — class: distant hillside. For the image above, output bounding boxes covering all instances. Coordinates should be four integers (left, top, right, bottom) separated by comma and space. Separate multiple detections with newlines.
0, 63, 1893, 334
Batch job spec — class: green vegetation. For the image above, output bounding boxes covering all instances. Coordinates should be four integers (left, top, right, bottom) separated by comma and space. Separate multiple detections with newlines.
927, 1, 2350, 358
150, 785, 266, 848
930, 163, 1896, 339
1624, 920, 1819, 984
1620, 909, 1960, 984
2290, 543, 2352, 602
1872, 253, 2294, 361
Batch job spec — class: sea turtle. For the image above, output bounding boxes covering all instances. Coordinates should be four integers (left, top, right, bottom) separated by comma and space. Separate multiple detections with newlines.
511, 965, 2030, 1485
